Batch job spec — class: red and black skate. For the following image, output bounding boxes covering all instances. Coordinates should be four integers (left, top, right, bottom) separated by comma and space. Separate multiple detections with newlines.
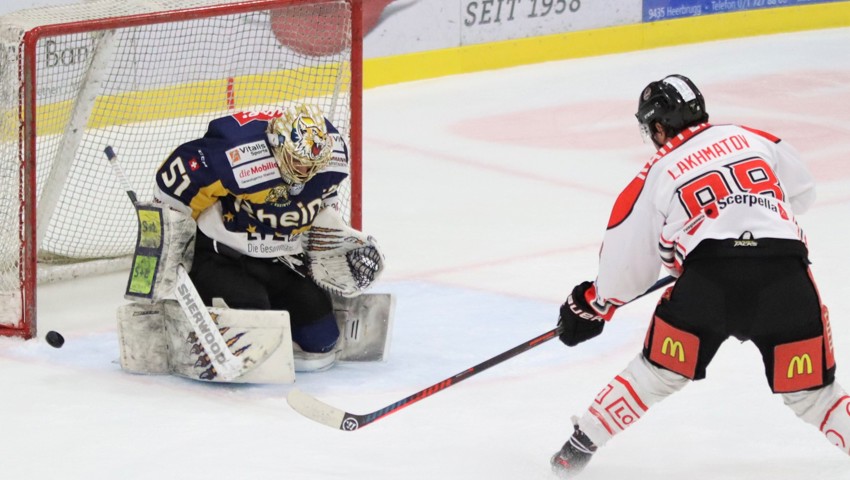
550, 422, 597, 478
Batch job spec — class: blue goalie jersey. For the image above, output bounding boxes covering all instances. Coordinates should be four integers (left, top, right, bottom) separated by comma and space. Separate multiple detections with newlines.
153, 109, 350, 258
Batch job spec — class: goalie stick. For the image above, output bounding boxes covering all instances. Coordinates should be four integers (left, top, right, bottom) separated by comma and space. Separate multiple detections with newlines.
287, 275, 676, 431
104, 146, 247, 381
104, 146, 138, 204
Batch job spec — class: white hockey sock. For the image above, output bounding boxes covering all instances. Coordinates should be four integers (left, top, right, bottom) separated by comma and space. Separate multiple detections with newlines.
578, 354, 689, 448
783, 382, 850, 456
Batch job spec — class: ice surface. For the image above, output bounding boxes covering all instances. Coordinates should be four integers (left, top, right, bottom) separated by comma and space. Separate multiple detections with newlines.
2, 6, 848, 477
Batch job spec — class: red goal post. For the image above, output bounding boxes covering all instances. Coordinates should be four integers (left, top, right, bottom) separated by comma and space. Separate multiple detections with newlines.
0, 0, 363, 339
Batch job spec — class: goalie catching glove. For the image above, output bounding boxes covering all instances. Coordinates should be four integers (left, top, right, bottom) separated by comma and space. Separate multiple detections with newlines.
558, 281, 618, 347
304, 207, 385, 298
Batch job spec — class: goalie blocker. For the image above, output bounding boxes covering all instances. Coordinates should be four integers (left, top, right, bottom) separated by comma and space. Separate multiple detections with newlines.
117, 202, 394, 383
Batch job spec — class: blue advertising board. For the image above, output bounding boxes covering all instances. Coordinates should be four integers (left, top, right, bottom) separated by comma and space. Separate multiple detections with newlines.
643, 0, 848, 22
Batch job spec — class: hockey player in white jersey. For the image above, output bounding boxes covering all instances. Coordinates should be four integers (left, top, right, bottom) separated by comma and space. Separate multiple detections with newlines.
551, 74, 850, 476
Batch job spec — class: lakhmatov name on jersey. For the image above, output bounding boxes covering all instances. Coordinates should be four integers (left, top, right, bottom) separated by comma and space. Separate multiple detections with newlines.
666, 134, 750, 180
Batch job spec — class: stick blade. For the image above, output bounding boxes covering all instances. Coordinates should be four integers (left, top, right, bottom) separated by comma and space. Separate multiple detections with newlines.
287, 389, 347, 430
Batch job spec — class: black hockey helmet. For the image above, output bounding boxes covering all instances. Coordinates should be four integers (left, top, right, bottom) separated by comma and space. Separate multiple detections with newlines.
635, 74, 708, 142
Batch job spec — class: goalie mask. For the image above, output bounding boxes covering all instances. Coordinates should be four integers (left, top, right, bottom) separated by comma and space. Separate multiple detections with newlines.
267, 104, 334, 184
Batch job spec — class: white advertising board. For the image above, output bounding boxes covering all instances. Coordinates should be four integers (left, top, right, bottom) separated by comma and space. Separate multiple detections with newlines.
364, 0, 642, 58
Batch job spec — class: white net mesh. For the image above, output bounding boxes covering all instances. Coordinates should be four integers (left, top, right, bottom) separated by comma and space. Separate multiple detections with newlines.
0, 0, 356, 335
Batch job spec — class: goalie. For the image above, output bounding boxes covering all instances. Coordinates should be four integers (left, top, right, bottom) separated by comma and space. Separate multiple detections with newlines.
130, 104, 386, 377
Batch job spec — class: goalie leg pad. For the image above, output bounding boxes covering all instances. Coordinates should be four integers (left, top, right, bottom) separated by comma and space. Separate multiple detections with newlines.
291, 293, 396, 370
117, 302, 170, 375
118, 302, 295, 383
161, 301, 295, 383
333, 293, 396, 362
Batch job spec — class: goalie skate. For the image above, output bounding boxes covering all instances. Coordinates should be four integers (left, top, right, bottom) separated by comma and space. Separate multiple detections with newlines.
293, 343, 338, 372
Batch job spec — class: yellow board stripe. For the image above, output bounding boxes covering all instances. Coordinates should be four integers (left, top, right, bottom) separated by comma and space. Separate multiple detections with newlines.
29, 63, 350, 136
363, 2, 850, 89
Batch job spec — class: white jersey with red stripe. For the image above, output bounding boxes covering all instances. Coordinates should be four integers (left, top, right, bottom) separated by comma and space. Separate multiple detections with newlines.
594, 122, 816, 305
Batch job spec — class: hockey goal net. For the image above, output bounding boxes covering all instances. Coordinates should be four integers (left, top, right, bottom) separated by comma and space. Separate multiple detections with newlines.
0, 0, 362, 338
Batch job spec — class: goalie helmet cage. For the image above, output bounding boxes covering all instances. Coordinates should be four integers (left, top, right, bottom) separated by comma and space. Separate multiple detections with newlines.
0, 0, 363, 339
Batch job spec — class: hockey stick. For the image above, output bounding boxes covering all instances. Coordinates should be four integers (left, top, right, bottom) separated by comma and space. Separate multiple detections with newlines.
104, 146, 138, 204
287, 275, 676, 431
104, 146, 247, 381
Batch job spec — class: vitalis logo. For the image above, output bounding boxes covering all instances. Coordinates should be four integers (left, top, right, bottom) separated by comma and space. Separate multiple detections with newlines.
226, 140, 271, 165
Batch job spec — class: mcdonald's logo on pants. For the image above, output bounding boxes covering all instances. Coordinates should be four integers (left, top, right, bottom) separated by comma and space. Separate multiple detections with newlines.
774, 337, 824, 393
648, 316, 699, 379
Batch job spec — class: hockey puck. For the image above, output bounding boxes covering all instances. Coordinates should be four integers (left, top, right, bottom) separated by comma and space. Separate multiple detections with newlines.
45, 330, 65, 348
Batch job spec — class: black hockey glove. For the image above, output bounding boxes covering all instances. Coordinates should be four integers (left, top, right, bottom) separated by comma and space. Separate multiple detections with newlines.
557, 281, 616, 347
